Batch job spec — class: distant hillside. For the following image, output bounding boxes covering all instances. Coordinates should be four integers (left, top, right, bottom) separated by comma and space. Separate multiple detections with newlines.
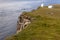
53, 4, 60, 8
6, 4, 60, 40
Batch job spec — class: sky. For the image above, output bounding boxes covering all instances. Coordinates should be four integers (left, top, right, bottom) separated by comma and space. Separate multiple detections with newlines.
0, 0, 40, 3
0, 0, 42, 9
0, 0, 60, 9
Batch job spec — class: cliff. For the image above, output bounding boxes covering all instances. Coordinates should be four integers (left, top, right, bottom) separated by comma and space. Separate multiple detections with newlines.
17, 12, 32, 33
6, 4, 60, 40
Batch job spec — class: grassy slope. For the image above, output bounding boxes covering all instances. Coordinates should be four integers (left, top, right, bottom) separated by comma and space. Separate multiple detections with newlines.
6, 5, 60, 40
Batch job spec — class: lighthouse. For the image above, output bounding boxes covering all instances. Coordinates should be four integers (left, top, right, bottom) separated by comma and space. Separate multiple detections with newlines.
41, 3, 44, 7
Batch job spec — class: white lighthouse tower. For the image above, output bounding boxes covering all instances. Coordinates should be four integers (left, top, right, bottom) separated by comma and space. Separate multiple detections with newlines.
41, 3, 44, 7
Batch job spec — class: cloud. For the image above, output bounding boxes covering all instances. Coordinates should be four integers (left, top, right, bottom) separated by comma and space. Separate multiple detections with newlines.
0, 1, 42, 10
0, 0, 60, 10
0, 0, 40, 3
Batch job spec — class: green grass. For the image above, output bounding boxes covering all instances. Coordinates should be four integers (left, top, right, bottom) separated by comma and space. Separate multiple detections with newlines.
6, 5, 60, 40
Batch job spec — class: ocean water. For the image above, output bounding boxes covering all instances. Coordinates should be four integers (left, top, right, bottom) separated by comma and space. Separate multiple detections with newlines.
0, 0, 60, 40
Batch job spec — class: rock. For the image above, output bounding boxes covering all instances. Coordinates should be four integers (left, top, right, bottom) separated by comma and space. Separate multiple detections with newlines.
17, 14, 31, 33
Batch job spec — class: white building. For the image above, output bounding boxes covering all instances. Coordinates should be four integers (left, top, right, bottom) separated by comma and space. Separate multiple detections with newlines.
48, 5, 53, 8
41, 3, 44, 7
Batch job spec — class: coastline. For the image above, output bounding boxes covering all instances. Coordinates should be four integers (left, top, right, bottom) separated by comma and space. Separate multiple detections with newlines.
6, 4, 60, 40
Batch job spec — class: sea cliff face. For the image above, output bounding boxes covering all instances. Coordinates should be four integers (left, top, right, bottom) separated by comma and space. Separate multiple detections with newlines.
17, 12, 32, 33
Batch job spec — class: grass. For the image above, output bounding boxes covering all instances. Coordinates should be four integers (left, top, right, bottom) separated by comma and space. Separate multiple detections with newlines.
6, 5, 60, 40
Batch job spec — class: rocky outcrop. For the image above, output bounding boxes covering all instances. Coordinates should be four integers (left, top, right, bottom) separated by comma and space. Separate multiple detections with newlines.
17, 14, 31, 34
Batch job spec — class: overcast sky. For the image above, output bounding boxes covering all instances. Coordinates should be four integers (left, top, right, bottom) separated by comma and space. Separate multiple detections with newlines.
0, 0, 40, 3
0, 0, 60, 9
0, 0, 42, 9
